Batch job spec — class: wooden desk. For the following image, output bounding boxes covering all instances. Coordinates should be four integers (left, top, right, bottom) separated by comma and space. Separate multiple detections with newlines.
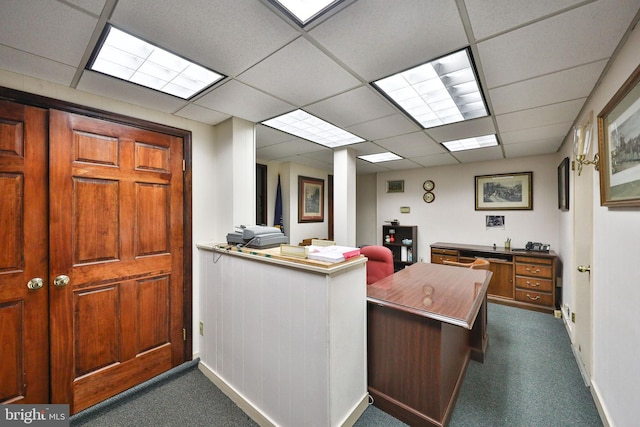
367, 263, 492, 427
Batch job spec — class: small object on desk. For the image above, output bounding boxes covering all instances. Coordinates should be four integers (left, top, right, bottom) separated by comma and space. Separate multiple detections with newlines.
280, 244, 309, 258
505, 238, 511, 251
493, 243, 496, 250
307, 245, 360, 263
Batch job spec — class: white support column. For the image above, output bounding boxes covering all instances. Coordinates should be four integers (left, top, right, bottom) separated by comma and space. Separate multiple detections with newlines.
333, 148, 357, 247
214, 117, 256, 233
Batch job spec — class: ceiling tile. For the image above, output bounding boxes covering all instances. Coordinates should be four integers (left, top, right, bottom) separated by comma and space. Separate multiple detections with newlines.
256, 125, 300, 148
111, 0, 299, 76
0, 1, 97, 66
77, 71, 188, 113
236, 37, 361, 106
305, 86, 398, 128
489, 61, 606, 114
375, 132, 445, 158
477, 0, 638, 88
465, 0, 584, 40
256, 139, 324, 160
0, 46, 77, 86
500, 122, 573, 145
503, 138, 562, 157
310, 0, 468, 81
412, 153, 460, 168
196, 80, 294, 123
496, 99, 585, 133
424, 117, 497, 143
450, 145, 504, 163
174, 103, 231, 125
347, 114, 420, 141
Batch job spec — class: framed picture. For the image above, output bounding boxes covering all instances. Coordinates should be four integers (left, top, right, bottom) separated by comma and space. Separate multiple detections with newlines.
597, 63, 640, 207
386, 180, 404, 193
558, 157, 569, 211
475, 172, 533, 210
298, 176, 324, 222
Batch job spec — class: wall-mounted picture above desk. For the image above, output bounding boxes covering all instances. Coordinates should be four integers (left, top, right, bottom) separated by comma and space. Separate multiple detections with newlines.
475, 171, 533, 210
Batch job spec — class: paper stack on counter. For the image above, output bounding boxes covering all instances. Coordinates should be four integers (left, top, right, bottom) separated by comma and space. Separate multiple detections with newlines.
307, 245, 361, 263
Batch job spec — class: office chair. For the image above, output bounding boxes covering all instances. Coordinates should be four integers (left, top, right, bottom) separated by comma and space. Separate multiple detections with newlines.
360, 245, 394, 285
443, 258, 490, 270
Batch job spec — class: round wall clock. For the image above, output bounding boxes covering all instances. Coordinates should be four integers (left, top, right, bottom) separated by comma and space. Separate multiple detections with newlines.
423, 192, 435, 203
423, 180, 435, 191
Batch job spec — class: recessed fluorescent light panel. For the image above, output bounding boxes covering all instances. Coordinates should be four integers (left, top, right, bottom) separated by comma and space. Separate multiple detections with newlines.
270, 0, 344, 26
372, 48, 488, 129
262, 110, 365, 148
441, 135, 498, 152
88, 26, 224, 99
358, 152, 403, 163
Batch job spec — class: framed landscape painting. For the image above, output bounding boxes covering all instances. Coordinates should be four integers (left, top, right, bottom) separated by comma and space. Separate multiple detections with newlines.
475, 172, 533, 210
597, 63, 640, 207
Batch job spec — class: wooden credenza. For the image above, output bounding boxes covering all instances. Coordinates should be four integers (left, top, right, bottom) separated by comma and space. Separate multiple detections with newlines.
431, 242, 560, 313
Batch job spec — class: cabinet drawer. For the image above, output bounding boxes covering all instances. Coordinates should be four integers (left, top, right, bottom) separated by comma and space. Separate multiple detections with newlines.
515, 289, 553, 307
515, 263, 552, 278
431, 254, 458, 264
515, 276, 552, 292
514, 256, 553, 265
432, 248, 458, 256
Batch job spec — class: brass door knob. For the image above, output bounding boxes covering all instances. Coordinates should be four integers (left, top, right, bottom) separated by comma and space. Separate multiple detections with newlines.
27, 277, 44, 290
53, 275, 70, 287
577, 265, 591, 273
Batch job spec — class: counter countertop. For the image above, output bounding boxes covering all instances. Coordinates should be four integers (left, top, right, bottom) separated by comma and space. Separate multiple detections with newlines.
197, 242, 367, 274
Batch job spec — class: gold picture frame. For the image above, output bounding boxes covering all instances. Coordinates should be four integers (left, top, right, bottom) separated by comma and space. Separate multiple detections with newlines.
597, 63, 640, 207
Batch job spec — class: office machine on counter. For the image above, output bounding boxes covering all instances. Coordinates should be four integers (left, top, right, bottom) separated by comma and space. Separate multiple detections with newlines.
226, 225, 288, 249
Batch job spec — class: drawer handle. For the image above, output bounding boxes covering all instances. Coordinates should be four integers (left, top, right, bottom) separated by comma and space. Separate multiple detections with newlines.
525, 267, 541, 274
526, 281, 540, 287
526, 294, 540, 301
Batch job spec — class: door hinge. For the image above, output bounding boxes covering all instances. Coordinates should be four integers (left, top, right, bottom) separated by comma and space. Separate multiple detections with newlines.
183, 328, 187, 341
182, 159, 186, 172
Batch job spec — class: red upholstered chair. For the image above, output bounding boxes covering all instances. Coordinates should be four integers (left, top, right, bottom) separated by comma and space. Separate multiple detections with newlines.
360, 245, 394, 285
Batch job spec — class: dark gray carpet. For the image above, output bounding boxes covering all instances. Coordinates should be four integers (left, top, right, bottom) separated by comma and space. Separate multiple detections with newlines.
71, 303, 602, 427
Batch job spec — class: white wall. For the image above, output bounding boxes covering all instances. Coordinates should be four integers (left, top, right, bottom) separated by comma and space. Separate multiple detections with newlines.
368, 154, 561, 261
582, 24, 640, 427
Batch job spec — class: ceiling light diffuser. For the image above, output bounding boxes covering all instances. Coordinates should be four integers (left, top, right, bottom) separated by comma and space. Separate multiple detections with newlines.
372, 48, 488, 129
441, 135, 498, 152
358, 152, 403, 163
88, 26, 224, 99
270, 0, 343, 25
262, 110, 365, 148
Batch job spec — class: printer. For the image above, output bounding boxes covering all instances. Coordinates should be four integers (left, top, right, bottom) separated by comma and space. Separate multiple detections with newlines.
226, 225, 289, 249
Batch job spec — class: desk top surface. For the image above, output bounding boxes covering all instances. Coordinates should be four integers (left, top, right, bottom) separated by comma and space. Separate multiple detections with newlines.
366, 262, 492, 329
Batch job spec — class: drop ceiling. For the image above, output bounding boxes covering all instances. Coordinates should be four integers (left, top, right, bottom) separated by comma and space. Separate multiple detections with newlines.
1, 0, 639, 173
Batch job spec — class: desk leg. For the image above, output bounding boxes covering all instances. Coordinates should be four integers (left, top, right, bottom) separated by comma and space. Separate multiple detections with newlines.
470, 294, 488, 363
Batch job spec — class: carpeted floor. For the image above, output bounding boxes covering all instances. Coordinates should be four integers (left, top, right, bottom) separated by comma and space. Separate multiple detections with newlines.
71, 303, 602, 426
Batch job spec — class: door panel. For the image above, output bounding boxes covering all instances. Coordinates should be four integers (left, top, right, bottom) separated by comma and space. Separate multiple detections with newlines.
0, 101, 49, 404
49, 110, 184, 414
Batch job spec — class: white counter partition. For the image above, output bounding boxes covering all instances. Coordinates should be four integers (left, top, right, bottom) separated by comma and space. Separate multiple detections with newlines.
197, 243, 368, 427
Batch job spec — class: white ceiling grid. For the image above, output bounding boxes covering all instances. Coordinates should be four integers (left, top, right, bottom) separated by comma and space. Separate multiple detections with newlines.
0, 0, 639, 172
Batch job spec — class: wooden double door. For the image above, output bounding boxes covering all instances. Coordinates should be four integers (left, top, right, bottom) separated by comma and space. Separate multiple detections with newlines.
0, 100, 186, 414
